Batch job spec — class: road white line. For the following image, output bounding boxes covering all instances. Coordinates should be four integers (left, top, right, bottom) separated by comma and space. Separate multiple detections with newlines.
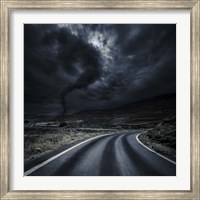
24, 133, 114, 176
136, 133, 176, 165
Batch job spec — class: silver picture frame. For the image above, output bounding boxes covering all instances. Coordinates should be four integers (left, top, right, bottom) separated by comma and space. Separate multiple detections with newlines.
0, 0, 199, 199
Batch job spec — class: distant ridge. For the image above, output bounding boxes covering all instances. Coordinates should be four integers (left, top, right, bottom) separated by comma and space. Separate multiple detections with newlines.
117, 93, 176, 111
71, 93, 176, 116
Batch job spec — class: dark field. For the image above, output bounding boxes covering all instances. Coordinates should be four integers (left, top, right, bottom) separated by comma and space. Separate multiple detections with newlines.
24, 93, 176, 162
139, 117, 176, 161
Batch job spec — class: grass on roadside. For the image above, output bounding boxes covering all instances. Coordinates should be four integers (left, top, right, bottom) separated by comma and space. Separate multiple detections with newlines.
24, 127, 118, 162
138, 118, 176, 161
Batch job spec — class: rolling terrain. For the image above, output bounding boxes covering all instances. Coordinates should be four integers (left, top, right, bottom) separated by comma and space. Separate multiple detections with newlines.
24, 93, 176, 173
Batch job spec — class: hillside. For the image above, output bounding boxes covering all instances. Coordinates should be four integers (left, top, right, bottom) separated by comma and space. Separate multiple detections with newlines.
24, 93, 176, 161
61, 93, 176, 129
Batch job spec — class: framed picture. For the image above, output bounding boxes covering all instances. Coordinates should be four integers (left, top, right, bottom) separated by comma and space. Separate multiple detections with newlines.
0, 0, 199, 199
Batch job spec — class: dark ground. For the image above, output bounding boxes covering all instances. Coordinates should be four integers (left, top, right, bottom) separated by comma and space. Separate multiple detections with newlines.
24, 93, 176, 162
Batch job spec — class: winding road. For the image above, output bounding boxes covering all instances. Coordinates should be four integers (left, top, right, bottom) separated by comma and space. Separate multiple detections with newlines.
25, 131, 176, 176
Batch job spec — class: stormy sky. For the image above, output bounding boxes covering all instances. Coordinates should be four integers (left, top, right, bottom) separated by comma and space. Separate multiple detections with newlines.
24, 24, 176, 116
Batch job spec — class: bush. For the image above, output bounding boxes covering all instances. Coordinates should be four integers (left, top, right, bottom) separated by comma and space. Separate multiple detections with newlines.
59, 122, 67, 127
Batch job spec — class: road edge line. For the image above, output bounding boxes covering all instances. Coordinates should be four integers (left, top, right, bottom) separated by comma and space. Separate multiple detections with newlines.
24, 133, 114, 176
136, 133, 176, 165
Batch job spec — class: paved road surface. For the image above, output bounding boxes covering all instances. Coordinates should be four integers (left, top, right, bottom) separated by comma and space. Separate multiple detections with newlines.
25, 131, 176, 176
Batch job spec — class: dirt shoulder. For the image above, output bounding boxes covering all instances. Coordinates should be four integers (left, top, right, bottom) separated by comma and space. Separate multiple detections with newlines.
138, 117, 176, 161
24, 127, 128, 162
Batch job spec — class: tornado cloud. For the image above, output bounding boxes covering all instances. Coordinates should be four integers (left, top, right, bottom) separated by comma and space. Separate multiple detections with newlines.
53, 28, 102, 115
60, 66, 101, 115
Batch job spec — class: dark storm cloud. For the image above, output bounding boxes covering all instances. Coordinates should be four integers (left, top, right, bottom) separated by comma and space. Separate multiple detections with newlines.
24, 24, 102, 114
24, 24, 176, 115
90, 24, 176, 105
42, 27, 102, 114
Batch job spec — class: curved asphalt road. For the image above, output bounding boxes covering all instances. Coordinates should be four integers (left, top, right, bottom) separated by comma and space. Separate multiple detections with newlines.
26, 131, 176, 176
